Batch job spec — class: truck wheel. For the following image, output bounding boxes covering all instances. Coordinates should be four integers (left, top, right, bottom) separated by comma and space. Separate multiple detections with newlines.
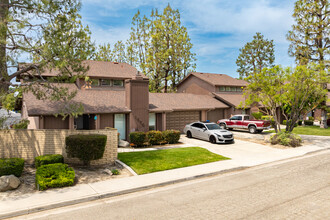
209, 136, 216, 144
219, 123, 226, 129
249, 125, 257, 134
187, 131, 192, 138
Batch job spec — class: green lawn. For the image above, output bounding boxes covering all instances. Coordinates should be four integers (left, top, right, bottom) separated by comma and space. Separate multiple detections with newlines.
265, 126, 330, 136
118, 147, 230, 175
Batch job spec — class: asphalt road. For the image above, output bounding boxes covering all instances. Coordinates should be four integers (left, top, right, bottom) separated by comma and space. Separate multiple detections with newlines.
13, 150, 330, 220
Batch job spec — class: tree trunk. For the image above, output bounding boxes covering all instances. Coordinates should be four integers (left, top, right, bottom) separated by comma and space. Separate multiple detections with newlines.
0, 0, 9, 94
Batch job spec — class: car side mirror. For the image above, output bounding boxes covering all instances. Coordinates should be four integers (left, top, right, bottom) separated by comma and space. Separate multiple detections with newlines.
202, 128, 207, 131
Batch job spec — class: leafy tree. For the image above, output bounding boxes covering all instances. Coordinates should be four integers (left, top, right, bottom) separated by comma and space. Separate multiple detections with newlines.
243, 64, 329, 132
94, 43, 113, 62
287, 0, 329, 66
287, 0, 329, 128
236, 32, 275, 81
0, 0, 94, 116
94, 41, 126, 63
127, 5, 196, 92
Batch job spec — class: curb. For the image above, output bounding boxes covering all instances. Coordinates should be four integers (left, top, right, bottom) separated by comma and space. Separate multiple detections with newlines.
116, 160, 138, 176
0, 166, 247, 220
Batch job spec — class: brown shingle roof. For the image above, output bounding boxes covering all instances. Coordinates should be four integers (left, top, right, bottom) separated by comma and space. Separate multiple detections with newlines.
149, 93, 229, 112
213, 93, 247, 107
179, 72, 248, 87
24, 84, 130, 115
19, 60, 148, 80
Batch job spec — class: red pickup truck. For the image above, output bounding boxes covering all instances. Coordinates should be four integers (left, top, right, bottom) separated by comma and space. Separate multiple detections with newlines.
217, 114, 271, 134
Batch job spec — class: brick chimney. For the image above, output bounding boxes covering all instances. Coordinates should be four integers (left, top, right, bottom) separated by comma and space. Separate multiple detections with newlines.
125, 71, 149, 132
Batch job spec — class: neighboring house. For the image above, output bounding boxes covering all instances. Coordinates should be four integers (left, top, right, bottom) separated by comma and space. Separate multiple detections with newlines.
309, 83, 330, 120
0, 109, 21, 128
176, 72, 256, 118
20, 61, 234, 137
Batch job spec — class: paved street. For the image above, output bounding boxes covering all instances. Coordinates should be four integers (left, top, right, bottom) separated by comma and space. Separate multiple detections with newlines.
13, 150, 330, 220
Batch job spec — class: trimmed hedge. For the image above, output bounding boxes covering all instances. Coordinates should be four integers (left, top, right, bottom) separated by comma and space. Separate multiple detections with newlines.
35, 154, 64, 168
35, 163, 75, 191
0, 158, 25, 177
129, 132, 147, 147
270, 132, 302, 147
304, 120, 314, 126
146, 130, 164, 145
162, 130, 181, 144
66, 134, 107, 166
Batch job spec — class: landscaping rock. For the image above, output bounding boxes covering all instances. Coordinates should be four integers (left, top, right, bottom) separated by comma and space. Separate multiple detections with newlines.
103, 169, 113, 176
0, 175, 21, 192
119, 140, 130, 148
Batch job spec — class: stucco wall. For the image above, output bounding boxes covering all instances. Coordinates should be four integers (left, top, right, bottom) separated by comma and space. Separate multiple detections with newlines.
177, 75, 215, 95
0, 129, 118, 165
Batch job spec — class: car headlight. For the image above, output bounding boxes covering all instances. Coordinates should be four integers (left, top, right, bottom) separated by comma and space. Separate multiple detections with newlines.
215, 134, 222, 137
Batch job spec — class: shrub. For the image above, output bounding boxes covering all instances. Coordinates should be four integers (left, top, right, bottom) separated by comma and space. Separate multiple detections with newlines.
298, 120, 303, 126
270, 132, 302, 147
0, 158, 25, 177
35, 154, 64, 168
12, 119, 30, 129
35, 163, 75, 191
282, 120, 298, 127
282, 120, 287, 125
308, 116, 314, 121
162, 130, 181, 144
261, 115, 273, 121
129, 132, 147, 147
304, 120, 314, 126
66, 134, 107, 166
146, 130, 164, 145
111, 169, 120, 175
252, 112, 263, 120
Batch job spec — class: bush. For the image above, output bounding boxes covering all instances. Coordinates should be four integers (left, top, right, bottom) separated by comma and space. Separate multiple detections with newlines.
66, 134, 107, 166
12, 119, 29, 129
0, 158, 25, 177
162, 130, 181, 144
129, 132, 147, 147
282, 120, 298, 127
270, 132, 302, 147
35, 154, 64, 168
252, 112, 263, 120
261, 115, 273, 121
304, 120, 314, 126
308, 116, 314, 121
111, 169, 120, 175
298, 120, 303, 126
35, 163, 75, 191
146, 130, 164, 145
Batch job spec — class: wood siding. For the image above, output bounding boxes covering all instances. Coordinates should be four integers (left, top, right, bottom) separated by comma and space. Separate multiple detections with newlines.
100, 114, 114, 129
43, 116, 69, 129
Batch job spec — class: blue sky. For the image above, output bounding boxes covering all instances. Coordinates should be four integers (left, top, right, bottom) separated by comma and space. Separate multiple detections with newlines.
81, 0, 296, 78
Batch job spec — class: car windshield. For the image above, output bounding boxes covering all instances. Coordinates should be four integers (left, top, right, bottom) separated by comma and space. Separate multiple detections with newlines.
205, 123, 221, 130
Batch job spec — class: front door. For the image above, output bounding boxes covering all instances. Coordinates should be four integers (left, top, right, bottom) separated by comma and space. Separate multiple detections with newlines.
114, 114, 126, 140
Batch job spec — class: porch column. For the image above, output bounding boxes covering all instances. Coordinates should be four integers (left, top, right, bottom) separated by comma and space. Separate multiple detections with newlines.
69, 117, 74, 129
201, 110, 207, 121
162, 113, 166, 131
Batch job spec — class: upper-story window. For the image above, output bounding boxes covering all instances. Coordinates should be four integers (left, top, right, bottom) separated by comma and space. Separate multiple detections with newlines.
91, 79, 99, 86
218, 86, 243, 92
100, 79, 111, 86
113, 80, 124, 87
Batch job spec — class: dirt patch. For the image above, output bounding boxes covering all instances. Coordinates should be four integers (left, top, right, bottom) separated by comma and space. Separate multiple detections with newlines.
0, 162, 132, 199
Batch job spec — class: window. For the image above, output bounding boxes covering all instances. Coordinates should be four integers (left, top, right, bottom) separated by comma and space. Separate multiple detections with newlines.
218, 86, 225, 92
231, 87, 237, 92
113, 80, 124, 87
149, 113, 156, 130
100, 79, 111, 86
225, 87, 231, 91
192, 123, 201, 128
237, 87, 243, 92
244, 115, 250, 120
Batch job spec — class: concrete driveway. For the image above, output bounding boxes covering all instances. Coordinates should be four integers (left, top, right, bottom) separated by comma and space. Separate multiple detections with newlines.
180, 134, 326, 167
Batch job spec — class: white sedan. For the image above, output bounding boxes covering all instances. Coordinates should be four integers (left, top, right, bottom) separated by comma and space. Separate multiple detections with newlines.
183, 122, 234, 144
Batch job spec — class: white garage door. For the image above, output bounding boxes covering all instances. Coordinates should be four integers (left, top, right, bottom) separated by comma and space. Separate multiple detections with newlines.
166, 111, 200, 132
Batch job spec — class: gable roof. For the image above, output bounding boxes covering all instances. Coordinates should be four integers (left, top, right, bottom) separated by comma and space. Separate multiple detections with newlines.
213, 93, 246, 107
149, 93, 229, 113
18, 60, 148, 80
178, 72, 248, 87
24, 83, 130, 115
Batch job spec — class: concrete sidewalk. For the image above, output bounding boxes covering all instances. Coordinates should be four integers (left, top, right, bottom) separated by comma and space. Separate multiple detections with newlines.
1, 139, 329, 219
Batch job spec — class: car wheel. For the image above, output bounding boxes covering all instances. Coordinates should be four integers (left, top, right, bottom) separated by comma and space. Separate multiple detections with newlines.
209, 136, 216, 144
187, 131, 192, 138
249, 125, 257, 134
219, 123, 226, 129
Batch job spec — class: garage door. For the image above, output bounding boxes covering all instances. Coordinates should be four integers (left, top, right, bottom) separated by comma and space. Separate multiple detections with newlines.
166, 111, 200, 133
